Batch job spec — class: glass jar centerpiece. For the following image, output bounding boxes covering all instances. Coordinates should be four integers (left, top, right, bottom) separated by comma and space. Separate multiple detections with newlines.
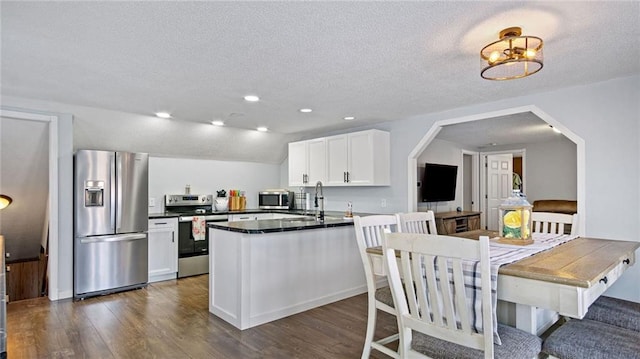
498, 190, 533, 245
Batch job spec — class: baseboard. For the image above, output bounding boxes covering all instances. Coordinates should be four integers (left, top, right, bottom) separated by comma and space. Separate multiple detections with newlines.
57, 289, 73, 300
247, 285, 368, 329
149, 273, 177, 283
210, 284, 368, 330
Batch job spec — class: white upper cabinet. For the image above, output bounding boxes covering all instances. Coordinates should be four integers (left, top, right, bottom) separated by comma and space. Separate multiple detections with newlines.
326, 129, 390, 186
289, 129, 390, 187
288, 138, 326, 186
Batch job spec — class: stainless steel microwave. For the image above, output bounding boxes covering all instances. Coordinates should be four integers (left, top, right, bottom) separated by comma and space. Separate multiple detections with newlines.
258, 190, 294, 209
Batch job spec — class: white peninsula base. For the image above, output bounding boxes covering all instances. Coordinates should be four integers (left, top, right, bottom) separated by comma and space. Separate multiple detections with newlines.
209, 225, 366, 330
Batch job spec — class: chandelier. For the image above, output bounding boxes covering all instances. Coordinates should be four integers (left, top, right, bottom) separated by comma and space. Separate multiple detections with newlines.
480, 27, 543, 80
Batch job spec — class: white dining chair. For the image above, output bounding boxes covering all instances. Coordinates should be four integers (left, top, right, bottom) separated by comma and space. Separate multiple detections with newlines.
531, 212, 578, 236
396, 211, 437, 234
353, 215, 399, 358
382, 232, 542, 358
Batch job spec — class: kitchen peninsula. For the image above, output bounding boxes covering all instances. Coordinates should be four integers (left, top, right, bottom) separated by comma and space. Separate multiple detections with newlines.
208, 213, 364, 330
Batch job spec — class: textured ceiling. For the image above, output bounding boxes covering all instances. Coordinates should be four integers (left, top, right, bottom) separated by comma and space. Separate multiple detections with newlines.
437, 112, 561, 149
2, 1, 639, 138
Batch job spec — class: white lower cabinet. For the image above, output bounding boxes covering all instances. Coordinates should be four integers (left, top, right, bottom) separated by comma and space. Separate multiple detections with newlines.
148, 218, 178, 283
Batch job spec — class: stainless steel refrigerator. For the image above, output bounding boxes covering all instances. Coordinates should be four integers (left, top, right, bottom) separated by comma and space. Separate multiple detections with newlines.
74, 150, 149, 299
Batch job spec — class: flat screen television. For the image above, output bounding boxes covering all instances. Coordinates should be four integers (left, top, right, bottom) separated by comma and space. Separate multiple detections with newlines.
422, 163, 458, 202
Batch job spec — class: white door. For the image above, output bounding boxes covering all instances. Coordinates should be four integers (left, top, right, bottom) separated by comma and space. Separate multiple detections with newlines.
486, 154, 513, 230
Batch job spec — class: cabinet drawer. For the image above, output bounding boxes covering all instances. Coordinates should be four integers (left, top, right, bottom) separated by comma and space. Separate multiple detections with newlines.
149, 219, 176, 229
582, 255, 635, 313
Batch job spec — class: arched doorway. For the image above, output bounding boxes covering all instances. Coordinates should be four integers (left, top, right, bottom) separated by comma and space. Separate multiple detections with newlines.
407, 105, 585, 236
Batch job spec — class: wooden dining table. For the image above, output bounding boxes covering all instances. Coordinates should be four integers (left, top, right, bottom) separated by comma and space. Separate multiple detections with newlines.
366, 230, 640, 335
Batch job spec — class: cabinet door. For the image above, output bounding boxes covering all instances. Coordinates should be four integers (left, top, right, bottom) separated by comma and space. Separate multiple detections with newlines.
467, 215, 480, 230
441, 219, 457, 235
348, 131, 375, 185
148, 218, 178, 282
288, 141, 307, 186
326, 135, 348, 185
306, 138, 326, 185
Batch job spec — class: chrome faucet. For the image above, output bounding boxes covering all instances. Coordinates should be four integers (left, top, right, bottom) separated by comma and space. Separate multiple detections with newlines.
314, 181, 324, 222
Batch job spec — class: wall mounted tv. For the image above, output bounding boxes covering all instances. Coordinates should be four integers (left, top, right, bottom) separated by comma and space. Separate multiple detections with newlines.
422, 163, 458, 202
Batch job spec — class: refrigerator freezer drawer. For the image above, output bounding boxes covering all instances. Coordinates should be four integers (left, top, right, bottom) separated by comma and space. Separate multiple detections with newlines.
74, 233, 148, 298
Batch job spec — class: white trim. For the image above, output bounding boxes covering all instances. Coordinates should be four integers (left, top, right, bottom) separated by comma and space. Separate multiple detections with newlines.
407, 105, 585, 237
460, 150, 480, 212
0, 109, 60, 300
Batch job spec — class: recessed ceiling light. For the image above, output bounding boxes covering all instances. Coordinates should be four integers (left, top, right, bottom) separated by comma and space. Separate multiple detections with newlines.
343, 116, 356, 121
211, 120, 224, 126
299, 108, 312, 113
244, 95, 260, 102
256, 126, 268, 132
549, 125, 562, 134
155, 112, 172, 119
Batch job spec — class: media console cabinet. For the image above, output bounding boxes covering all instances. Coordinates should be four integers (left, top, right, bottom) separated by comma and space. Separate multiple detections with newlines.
434, 211, 481, 234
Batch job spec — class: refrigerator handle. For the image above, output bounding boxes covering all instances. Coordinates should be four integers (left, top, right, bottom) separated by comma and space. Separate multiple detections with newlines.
79, 233, 147, 244
115, 152, 123, 231
111, 152, 117, 231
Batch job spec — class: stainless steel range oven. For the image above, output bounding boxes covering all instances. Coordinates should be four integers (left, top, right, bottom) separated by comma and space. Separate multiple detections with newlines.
165, 194, 227, 278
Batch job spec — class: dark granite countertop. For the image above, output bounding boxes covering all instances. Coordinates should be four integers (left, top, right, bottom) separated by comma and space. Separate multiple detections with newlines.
148, 208, 320, 219
208, 210, 366, 234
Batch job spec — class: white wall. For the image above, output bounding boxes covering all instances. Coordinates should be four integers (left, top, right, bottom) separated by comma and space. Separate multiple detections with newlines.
282, 75, 640, 302
149, 157, 281, 213
521, 138, 577, 203
417, 139, 464, 212
1, 96, 300, 165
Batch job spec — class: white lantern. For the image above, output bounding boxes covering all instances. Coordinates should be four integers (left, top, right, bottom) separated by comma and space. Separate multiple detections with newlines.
498, 190, 533, 245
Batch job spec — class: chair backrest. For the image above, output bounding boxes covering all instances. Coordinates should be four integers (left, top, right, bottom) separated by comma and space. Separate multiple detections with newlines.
396, 211, 437, 234
353, 215, 398, 279
531, 212, 578, 236
383, 232, 494, 357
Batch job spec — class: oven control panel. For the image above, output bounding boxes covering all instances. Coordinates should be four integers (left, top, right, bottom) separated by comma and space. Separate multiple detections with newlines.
165, 194, 213, 206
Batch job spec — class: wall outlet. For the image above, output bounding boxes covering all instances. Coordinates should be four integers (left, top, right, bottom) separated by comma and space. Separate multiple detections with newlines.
5, 252, 9, 258
381, 199, 387, 207
149, 197, 156, 207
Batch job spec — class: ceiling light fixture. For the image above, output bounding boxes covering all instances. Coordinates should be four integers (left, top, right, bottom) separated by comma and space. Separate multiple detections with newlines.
256, 126, 268, 132
299, 108, 312, 113
211, 120, 224, 126
0, 194, 13, 210
343, 116, 356, 121
155, 112, 172, 119
480, 27, 543, 80
549, 125, 562, 134
244, 95, 260, 102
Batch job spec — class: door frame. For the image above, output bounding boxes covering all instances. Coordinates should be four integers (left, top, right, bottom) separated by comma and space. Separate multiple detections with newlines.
1, 109, 60, 300
407, 105, 585, 236
479, 149, 525, 230
460, 150, 480, 212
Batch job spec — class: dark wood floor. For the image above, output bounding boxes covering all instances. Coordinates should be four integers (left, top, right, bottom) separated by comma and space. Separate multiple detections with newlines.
7, 275, 397, 358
